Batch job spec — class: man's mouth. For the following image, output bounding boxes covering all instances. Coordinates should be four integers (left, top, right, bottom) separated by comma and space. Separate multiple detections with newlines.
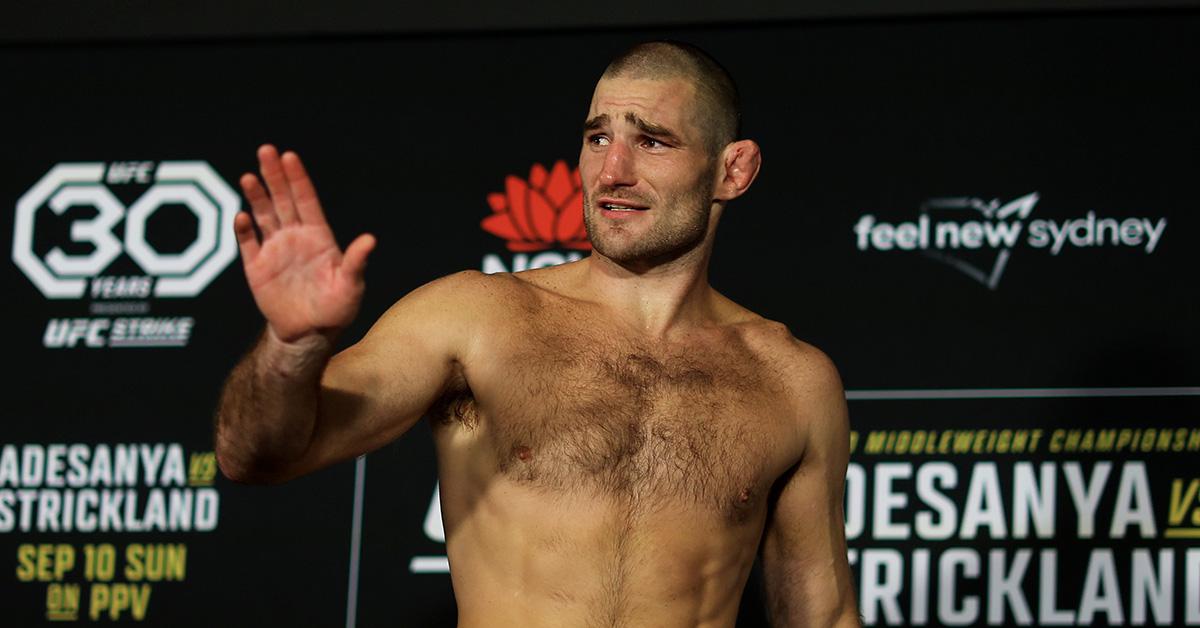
599, 199, 649, 212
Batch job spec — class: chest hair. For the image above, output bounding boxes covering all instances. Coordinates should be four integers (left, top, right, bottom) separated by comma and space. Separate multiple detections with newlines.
439, 328, 783, 522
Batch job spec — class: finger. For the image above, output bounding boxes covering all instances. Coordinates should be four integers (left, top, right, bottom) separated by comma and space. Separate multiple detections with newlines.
239, 172, 279, 238
341, 233, 376, 283
281, 151, 326, 226
233, 211, 261, 264
257, 144, 299, 226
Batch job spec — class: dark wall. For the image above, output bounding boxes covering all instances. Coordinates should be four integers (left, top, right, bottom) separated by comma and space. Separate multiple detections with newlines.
2, 6, 1198, 627
3, 0, 1199, 43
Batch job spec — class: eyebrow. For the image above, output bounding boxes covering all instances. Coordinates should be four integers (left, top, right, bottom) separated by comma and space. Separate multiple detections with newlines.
583, 112, 685, 146
583, 114, 610, 133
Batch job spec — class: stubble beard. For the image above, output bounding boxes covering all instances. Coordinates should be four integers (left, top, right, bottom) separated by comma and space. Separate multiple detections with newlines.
583, 172, 716, 268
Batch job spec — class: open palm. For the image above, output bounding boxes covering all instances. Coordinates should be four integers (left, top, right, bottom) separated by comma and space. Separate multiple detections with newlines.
234, 145, 375, 342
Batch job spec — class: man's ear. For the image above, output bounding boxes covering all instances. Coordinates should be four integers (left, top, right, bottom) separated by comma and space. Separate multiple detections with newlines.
713, 140, 762, 202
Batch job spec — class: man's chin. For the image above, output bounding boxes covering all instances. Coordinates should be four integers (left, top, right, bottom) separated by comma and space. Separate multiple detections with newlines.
589, 234, 704, 271
589, 237, 649, 265
588, 239, 639, 264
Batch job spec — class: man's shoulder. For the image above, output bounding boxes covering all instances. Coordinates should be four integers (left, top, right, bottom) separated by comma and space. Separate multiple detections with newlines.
737, 319, 841, 386
354, 270, 546, 368
366, 270, 540, 345
390, 269, 536, 312
707, 291, 839, 382
733, 319, 849, 468
734, 317, 846, 423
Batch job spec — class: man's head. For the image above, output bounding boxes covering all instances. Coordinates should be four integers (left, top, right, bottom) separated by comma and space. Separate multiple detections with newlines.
602, 41, 740, 156
580, 41, 761, 269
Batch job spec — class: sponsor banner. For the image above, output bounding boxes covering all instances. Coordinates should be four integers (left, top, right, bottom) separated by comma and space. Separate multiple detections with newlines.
1, 443, 221, 623
845, 395, 1200, 626
13, 161, 240, 349
479, 160, 589, 274
852, 193, 1169, 290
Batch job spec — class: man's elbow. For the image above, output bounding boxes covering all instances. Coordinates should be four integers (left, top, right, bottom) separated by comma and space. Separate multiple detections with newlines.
214, 429, 298, 485
833, 607, 863, 628
215, 450, 298, 485
779, 585, 861, 628
830, 589, 862, 628
215, 441, 258, 484
215, 445, 253, 484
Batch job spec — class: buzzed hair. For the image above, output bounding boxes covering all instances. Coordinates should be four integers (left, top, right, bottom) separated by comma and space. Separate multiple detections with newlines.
601, 41, 741, 155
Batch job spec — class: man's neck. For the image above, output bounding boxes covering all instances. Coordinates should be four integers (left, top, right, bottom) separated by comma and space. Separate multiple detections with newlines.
582, 244, 717, 338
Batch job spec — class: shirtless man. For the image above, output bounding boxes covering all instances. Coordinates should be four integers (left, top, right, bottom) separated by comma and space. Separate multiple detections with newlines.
215, 41, 859, 627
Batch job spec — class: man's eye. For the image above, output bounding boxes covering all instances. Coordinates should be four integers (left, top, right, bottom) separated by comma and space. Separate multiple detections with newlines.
587, 135, 610, 146
642, 138, 668, 149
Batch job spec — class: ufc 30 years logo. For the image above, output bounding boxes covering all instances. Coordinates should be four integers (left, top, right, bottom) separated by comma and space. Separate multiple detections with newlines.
13, 161, 240, 299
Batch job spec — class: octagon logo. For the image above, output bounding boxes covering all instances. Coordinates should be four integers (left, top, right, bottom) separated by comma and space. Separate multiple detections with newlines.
12, 161, 241, 348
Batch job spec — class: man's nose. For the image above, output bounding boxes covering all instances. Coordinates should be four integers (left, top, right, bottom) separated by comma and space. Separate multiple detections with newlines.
598, 142, 636, 187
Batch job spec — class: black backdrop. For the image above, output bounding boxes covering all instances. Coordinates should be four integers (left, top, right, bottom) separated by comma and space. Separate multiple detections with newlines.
2, 8, 1198, 627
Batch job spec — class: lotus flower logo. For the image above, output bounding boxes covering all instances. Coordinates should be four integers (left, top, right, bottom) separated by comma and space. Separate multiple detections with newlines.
481, 161, 590, 252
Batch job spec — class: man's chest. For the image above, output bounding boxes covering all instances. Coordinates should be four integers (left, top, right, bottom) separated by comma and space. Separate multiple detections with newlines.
451, 323, 800, 522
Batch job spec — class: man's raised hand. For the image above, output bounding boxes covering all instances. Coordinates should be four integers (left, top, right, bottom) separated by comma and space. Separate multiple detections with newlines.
233, 145, 376, 343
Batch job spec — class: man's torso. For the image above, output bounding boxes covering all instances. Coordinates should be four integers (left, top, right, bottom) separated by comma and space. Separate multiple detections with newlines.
426, 267, 810, 627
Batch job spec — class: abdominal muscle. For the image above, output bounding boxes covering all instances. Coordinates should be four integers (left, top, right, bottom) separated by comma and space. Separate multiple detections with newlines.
441, 473, 767, 628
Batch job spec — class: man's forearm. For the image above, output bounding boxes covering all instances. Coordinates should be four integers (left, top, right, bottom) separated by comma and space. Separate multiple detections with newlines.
214, 327, 335, 483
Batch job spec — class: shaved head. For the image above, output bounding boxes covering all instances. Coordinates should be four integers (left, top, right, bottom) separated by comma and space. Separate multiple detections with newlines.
601, 41, 741, 155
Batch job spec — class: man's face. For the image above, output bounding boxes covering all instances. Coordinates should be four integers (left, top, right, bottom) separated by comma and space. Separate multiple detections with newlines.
579, 76, 719, 266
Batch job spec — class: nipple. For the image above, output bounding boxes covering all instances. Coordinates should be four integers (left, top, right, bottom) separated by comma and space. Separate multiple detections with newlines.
514, 445, 532, 462
738, 487, 752, 503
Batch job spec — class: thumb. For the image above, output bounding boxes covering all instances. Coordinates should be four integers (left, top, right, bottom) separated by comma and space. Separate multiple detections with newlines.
342, 233, 376, 282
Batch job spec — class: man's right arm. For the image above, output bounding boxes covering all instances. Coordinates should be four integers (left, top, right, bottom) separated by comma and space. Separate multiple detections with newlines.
215, 327, 334, 484
213, 145, 481, 483
215, 271, 483, 484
